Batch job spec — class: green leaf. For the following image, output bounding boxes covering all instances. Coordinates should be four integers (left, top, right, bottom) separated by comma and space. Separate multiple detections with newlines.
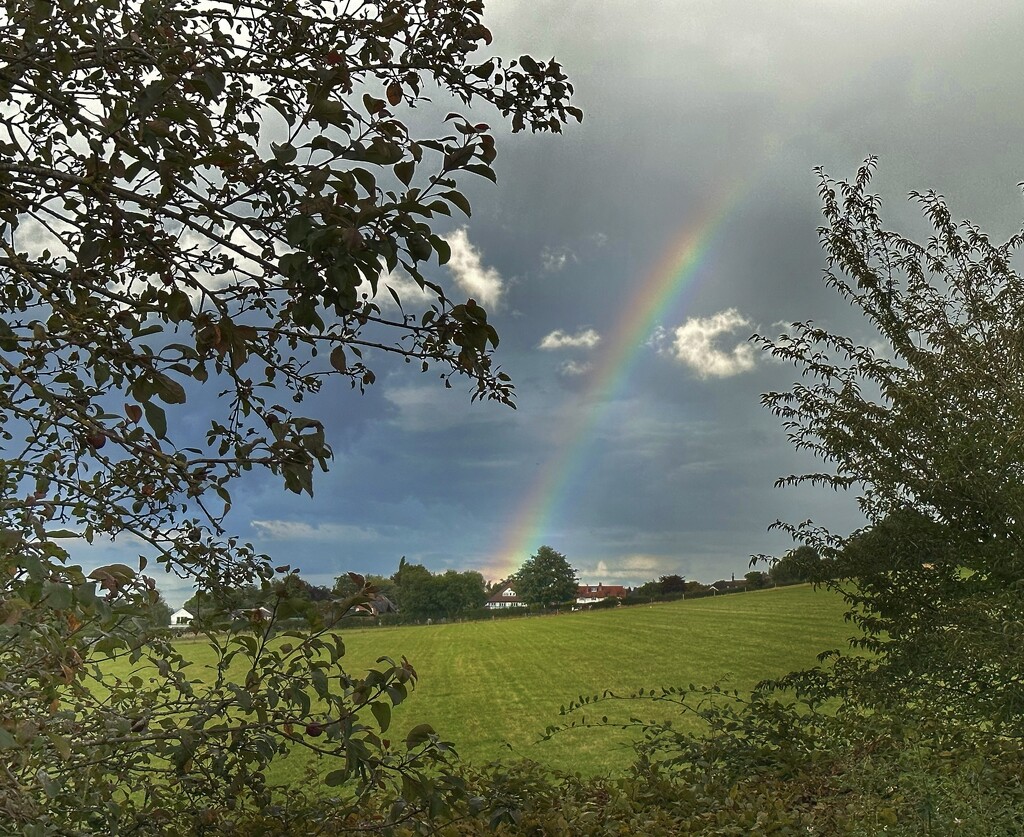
311, 667, 329, 699
200, 68, 225, 100
286, 216, 313, 247
166, 289, 192, 323
48, 732, 72, 761
329, 345, 346, 373
310, 135, 345, 154
137, 80, 174, 116
443, 190, 471, 217
370, 701, 391, 732
310, 100, 347, 127
143, 400, 167, 439
470, 60, 494, 79
394, 160, 414, 186
0, 319, 18, 352
271, 142, 297, 164
153, 373, 186, 404
351, 168, 376, 193
324, 769, 348, 787
123, 159, 146, 182
265, 95, 296, 126
464, 164, 497, 183
78, 237, 100, 267
405, 722, 435, 750
41, 581, 73, 610
519, 55, 541, 75
55, 49, 74, 76
431, 236, 451, 265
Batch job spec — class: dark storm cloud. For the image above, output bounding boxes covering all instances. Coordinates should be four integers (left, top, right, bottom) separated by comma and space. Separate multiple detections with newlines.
90, 0, 1024, 606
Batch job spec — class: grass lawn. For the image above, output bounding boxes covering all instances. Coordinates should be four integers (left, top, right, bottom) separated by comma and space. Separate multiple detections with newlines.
114, 584, 852, 782
283, 584, 849, 779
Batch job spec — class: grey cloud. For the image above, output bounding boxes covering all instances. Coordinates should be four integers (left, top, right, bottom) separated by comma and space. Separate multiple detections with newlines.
250, 520, 378, 542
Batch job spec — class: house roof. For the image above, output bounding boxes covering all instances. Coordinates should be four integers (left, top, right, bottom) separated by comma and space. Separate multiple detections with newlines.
486, 581, 523, 604
576, 584, 630, 599
232, 606, 273, 619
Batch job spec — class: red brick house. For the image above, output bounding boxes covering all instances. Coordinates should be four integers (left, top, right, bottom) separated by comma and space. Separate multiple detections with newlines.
576, 583, 630, 605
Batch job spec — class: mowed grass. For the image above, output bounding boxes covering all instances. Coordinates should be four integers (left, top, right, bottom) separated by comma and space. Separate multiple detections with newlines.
331, 585, 852, 776
126, 585, 854, 780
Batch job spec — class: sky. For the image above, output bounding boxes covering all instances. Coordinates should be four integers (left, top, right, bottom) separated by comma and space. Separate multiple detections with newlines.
87, 0, 1024, 606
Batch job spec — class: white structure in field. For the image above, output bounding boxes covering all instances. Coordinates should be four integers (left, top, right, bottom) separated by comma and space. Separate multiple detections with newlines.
170, 608, 193, 627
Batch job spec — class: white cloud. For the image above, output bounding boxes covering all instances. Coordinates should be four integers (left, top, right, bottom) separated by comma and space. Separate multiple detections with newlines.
577, 554, 683, 585
645, 325, 667, 350
663, 309, 757, 379
540, 245, 575, 272
359, 269, 436, 311
445, 227, 503, 309
251, 520, 378, 542
559, 359, 592, 376
350, 229, 503, 311
539, 328, 601, 350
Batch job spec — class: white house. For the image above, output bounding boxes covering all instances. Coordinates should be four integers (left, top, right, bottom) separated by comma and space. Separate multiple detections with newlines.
170, 608, 193, 627
484, 581, 526, 609
231, 606, 274, 622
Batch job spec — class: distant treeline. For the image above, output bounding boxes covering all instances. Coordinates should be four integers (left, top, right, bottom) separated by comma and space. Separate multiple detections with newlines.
183, 557, 490, 628
181, 548, 820, 631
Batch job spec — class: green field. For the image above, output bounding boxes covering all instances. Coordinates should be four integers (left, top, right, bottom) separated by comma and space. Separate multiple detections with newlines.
168, 584, 852, 779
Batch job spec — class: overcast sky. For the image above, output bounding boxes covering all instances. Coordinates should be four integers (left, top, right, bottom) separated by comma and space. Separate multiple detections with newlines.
91, 0, 1024, 606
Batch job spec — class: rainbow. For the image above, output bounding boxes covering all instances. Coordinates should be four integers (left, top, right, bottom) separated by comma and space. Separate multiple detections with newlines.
484, 185, 746, 580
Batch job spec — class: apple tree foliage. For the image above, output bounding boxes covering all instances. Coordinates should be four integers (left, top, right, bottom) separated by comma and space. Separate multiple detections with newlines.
0, 0, 577, 830
756, 159, 1024, 732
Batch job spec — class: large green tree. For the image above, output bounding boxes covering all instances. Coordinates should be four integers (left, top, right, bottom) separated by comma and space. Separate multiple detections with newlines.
766, 545, 819, 585
756, 158, 1024, 732
514, 545, 578, 606
0, 0, 576, 830
434, 569, 487, 617
388, 560, 485, 619
659, 574, 686, 594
